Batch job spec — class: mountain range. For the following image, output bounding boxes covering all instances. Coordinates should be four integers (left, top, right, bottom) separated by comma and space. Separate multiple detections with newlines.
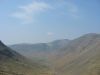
9, 33, 100, 75
10, 39, 70, 59
0, 33, 100, 75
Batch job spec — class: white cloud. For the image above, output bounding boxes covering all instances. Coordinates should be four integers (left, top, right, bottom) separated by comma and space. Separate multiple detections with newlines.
47, 32, 54, 36
12, 1, 52, 24
12, 1, 79, 24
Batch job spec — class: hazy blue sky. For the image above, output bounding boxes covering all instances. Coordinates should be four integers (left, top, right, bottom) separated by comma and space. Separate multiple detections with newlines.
0, 0, 100, 44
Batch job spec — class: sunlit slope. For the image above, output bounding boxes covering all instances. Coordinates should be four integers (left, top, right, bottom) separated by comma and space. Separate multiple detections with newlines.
50, 33, 100, 75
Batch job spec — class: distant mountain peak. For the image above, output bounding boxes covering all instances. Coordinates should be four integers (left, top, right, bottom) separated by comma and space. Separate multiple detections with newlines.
76, 33, 100, 41
49, 39, 70, 44
83, 33, 100, 37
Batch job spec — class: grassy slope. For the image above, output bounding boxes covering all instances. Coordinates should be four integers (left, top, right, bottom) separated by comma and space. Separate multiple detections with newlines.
0, 58, 52, 75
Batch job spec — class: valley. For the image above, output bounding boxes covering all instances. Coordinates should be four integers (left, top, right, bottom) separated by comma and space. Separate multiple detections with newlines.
8, 33, 100, 75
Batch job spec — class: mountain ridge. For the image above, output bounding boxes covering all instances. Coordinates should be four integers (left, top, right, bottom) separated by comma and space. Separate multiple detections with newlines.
9, 39, 70, 59
49, 33, 100, 75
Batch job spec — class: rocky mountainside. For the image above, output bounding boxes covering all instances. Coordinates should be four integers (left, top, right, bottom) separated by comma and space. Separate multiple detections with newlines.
0, 41, 53, 75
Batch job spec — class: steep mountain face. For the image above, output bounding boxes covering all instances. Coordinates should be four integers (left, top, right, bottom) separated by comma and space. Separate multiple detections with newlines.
0, 41, 53, 75
10, 39, 70, 59
50, 33, 100, 75
0, 41, 23, 61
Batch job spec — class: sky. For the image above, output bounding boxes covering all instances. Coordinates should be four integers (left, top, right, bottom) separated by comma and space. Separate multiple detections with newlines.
0, 0, 100, 45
